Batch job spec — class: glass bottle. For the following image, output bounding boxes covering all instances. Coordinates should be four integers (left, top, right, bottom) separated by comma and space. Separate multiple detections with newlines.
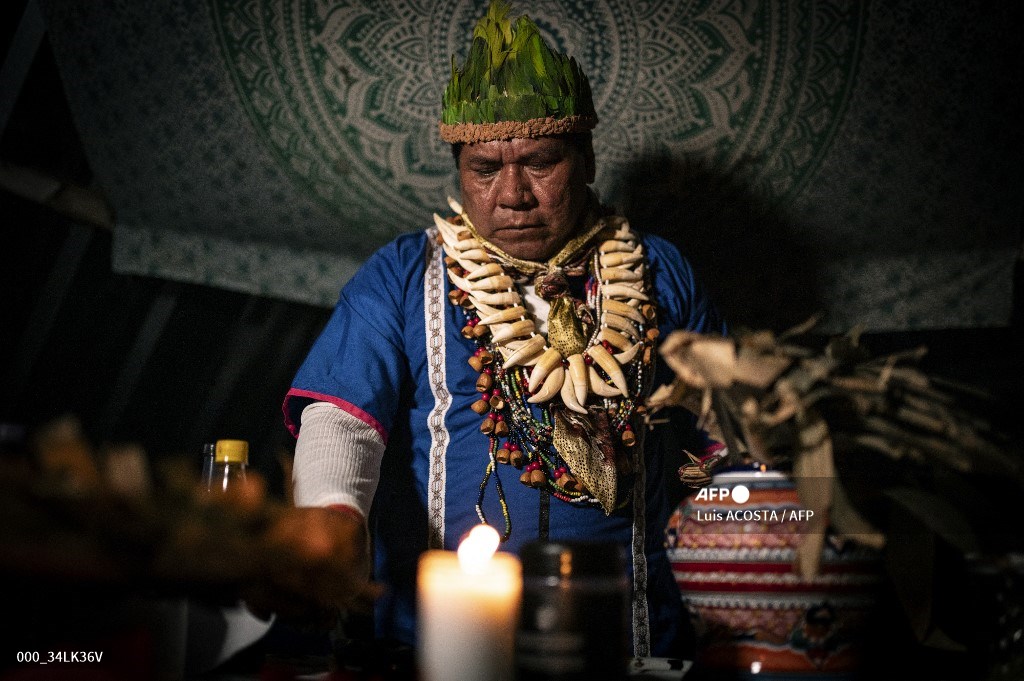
515, 540, 629, 681
206, 439, 248, 493
199, 442, 216, 486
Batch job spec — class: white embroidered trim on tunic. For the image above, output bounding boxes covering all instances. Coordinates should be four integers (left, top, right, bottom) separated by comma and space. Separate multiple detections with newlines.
630, 429, 651, 656
424, 227, 452, 548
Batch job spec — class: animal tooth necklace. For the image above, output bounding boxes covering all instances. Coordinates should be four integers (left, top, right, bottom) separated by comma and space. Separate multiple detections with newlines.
434, 197, 658, 536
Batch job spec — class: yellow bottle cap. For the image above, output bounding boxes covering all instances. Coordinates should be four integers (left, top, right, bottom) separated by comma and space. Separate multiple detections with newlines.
215, 439, 249, 464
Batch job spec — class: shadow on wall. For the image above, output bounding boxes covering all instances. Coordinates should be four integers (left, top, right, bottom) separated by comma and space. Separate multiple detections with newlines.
615, 155, 824, 334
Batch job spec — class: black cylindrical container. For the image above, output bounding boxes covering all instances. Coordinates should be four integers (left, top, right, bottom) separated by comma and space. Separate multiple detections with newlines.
515, 540, 629, 681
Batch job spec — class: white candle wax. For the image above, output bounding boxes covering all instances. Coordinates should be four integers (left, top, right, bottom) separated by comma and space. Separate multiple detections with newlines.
417, 540, 521, 681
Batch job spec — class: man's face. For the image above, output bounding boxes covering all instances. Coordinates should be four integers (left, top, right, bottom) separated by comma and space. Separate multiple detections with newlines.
458, 136, 593, 262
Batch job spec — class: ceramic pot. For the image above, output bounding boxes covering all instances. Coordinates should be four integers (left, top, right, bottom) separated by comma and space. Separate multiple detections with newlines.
665, 470, 881, 679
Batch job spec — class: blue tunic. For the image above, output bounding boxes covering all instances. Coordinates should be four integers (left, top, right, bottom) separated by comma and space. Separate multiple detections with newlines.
285, 226, 725, 655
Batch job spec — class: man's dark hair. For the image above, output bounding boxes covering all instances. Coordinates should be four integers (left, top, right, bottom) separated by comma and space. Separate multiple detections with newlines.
450, 131, 594, 169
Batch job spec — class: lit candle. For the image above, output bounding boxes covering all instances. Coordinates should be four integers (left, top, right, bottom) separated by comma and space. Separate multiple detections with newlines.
417, 524, 522, 681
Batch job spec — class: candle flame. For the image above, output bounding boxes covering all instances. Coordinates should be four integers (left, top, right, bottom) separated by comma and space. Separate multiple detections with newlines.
457, 524, 500, 575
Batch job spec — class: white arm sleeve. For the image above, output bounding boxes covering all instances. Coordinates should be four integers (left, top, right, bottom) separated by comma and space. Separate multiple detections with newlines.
292, 401, 384, 519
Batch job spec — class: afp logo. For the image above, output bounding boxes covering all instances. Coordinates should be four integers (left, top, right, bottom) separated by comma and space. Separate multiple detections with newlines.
694, 484, 751, 504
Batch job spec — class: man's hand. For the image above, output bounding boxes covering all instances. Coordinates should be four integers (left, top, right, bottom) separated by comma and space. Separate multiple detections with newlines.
244, 505, 379, 619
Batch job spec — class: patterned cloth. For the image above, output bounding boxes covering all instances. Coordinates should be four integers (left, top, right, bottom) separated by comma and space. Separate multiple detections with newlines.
40, 0, 1021, 332
284, 222, 725, 654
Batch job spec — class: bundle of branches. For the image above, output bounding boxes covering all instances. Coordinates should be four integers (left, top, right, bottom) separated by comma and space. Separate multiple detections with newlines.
0, 416, 369, 625
649, 321, 1024, 649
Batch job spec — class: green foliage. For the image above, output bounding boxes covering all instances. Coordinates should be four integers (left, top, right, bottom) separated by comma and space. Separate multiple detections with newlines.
441, 0, 596, 126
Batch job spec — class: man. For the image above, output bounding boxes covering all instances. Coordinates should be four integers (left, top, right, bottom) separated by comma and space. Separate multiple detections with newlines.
283, 1, 725, 657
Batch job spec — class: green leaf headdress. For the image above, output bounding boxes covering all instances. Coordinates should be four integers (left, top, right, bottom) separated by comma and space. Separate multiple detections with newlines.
439, 1, 598, 144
